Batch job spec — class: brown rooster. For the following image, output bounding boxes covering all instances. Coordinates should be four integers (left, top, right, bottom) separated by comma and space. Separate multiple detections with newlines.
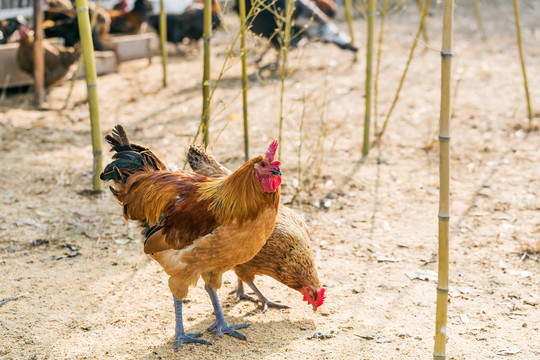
16, 27, 81, 88
188, 145, 325, 312
313, 0, 337, 19
100, 125, 281, 348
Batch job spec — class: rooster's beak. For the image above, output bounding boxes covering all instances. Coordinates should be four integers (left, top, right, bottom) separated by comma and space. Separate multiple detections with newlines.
271, 169, 282, 176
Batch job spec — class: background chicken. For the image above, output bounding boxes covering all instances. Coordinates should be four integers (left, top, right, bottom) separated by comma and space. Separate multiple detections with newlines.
237, 0, 357, 66
312, 0, 337, 19
108, 0, 153, 34
188, 145, 325, 312
16, 27, 81, 88
100, 125, 281, 348
0, 16, 27, 44
148, 0, 221, 52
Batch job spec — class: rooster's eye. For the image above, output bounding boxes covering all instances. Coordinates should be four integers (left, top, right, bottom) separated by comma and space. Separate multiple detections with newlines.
261, 162, 266, 168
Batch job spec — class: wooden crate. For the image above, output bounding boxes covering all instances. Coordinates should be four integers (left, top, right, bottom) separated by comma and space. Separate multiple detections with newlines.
105, 32, 159, 64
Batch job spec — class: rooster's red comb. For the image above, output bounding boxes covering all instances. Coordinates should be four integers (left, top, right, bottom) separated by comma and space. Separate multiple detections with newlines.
265, 140, 278, 161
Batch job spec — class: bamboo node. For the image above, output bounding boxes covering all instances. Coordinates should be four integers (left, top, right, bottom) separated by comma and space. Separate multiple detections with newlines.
87, 84, 97, 89
436, 286, 449, 293
438, 214, 450, 221
434, 355, 446, 360
440, 51, 452, 58
367, 12, 377, 17
438, 135, 450, 142
76, 7, 89, 12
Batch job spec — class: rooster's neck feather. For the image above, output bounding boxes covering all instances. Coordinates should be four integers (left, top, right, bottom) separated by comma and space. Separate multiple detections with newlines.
198, 155, 279, 224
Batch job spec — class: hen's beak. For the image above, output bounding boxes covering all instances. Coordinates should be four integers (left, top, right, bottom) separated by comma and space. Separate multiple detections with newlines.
271, 169, 282, 176
312, 303, 318, 312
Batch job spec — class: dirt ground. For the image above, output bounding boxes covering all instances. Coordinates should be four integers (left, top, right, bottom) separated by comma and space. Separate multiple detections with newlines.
1, 1, 539, 359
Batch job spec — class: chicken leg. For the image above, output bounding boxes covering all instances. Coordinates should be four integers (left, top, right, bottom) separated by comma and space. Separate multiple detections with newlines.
173, 295, 211, 349
205, 284, 249, 340
231, 279, 290, 312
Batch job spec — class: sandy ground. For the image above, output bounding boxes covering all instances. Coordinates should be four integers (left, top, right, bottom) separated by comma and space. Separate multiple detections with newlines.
1, 1, 540, 359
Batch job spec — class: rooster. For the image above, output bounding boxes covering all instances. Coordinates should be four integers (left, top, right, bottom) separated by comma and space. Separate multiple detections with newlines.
188, 145, 325, 312
312, 0, 337, 19
148, 0, 221, 52
100, 125, 282, 347
237, 0, 357, 66
16, 27, 81, 88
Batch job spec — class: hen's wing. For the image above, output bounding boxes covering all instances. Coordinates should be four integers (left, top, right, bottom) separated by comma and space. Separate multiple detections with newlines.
187, 145, 231, 178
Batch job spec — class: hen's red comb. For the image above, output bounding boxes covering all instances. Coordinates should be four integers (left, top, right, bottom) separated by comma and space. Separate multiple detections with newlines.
265, 140, 279, 161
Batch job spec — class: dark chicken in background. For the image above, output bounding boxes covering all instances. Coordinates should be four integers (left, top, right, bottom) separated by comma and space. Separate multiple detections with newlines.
236, 0, 357, 65
0, 16, 27, 44
148, 0, 221, 51
17, 27, 81, 88
108, 0, 153, 34
188, 145, 325, 312
100, 125, 282, 348
312, 0, 337, 19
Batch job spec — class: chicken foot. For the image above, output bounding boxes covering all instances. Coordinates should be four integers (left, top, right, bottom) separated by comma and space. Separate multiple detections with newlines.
231, 279, 290, 312
173, 295, 211, 349
205, 284, 249, 340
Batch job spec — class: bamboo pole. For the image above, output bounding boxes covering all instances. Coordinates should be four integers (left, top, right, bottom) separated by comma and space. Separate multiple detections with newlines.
63, 0, 102, 109
278, 0, 294, 160
417, 0, 429, 42
512, 0, 533, 129
75, 0, 103, 191
201, 0, 212, 148
33, 0, 45, 106
433, 0, 453, 358
373, 0, 389, 137
362, 0, 375, 156
238, 0, 249, 161
343, 0, 356, 61
159, 0, 167, 87
472, 0, 484, 36
376, 0, 431, 142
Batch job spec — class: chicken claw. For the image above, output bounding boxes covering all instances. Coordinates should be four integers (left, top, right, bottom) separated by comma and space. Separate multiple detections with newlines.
205, 284, 250, 340
173, 296, 211, 350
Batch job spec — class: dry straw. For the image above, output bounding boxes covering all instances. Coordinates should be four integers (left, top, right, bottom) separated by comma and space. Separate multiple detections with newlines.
201, 0, 213, 148
362, 0, 375, 156
238, 0, 250, 161
159, 0, 167, 87
434, 0, 453, 358
75, 0, 103, 191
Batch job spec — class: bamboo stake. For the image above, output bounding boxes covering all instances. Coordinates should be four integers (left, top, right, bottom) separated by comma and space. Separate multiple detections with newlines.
201, 0, 212, 148
373, 0, 389, 137
472, 0, 484, 36
64, 0, 102, 109
159, 0, 167, 87
417, 0, 429, 42
512, 0, 533, 129
376, 0, 431, 142
434, 0, 453, 358
238, 0, 249, 161
362, 0, 375, 156
278, 0, 294, 160
33, 0, 45, 106
75, 0, 103, 191
343, 0, 356, 61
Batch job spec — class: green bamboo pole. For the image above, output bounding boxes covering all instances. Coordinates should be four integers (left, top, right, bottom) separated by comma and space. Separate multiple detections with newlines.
417, 0, 429, 42
362, 0, 375, 156
472, 0, 484, 35
434, 0, 453, 358
159, 0, 167, 87
278, 0, 294, 160
33, 0, 45, 106
64, 0, 102, 109
238, 0, 249, 161
373, 0, 389, 137
376, 0, 431, 142
75, 0, 103, 191
512, 0, 533, 128
201, 0, 212, 148
343, 0, 356, 61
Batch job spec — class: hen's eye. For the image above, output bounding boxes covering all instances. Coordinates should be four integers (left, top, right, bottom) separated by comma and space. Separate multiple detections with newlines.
261, 162, 267, 168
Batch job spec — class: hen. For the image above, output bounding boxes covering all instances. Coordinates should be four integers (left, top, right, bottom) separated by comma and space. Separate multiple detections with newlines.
108, 0, 153, 34
16, 27, 81, 88
188, 145, 324, 312
237, 0, 357, 65
100, 125, 282, 348
148, 0, 221, 51
0, 16, 26, 44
